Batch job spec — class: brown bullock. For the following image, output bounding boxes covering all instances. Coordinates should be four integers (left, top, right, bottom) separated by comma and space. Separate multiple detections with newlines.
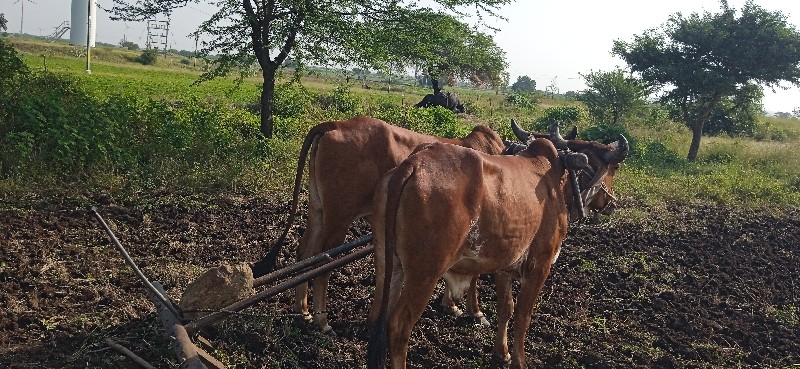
367, 124, 628, 369
258, 116, 508, 333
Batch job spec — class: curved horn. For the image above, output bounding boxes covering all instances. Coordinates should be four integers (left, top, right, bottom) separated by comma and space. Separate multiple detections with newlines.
510, 118, 531, 142
549, 122, 569, 150
603, 134, 630, 164
565, 126, 578, 140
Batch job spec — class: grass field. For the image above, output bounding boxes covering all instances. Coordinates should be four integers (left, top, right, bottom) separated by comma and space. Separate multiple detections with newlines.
2, 36, 800, 209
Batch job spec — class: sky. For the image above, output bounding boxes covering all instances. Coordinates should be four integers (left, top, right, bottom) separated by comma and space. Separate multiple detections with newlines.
1, 0, 799, 113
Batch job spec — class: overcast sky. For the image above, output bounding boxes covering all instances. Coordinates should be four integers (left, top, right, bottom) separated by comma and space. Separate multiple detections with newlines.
1, 0, 799, 113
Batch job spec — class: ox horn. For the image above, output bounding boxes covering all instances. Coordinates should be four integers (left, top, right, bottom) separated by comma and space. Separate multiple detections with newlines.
510, 118, 531, 142
549, 122, 569, 150
565, 126, 578, 140
604, 135, 630, 164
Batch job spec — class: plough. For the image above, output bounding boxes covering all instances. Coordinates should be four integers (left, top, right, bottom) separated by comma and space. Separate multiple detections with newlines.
90, 207, 374, 369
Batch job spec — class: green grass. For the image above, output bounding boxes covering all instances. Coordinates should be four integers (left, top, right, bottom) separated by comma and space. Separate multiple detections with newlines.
3, 37, 800, 210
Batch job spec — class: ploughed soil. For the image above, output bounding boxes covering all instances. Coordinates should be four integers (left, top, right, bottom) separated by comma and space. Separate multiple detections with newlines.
1, 193, 798, 368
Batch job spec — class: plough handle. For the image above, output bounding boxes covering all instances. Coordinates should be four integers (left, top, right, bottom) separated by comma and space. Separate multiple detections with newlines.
90, 207, 183, 320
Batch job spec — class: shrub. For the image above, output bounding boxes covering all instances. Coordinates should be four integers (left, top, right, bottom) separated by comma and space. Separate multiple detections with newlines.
636, 140, 683, 166
272, 82, 312, 118
400, 106, 470, 138
135, 50, 158, 65
317, 85, 360, 115
532, 105, 588, 132
0, 37, 27, 81
505, 92, 538, 108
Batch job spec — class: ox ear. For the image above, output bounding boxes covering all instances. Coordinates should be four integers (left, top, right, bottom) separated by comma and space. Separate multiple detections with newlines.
603, 134, 630, 164
565, 126, 578, 140
510, 119, 531, 142
564, 152, 592, 172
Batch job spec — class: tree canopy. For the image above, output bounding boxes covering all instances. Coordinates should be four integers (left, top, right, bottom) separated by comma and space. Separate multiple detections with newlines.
511, 75, 536, 92
577, 68, 650, 125
109, 0, 512, 137
0, 13, 7, 33
613, 1, 800, 160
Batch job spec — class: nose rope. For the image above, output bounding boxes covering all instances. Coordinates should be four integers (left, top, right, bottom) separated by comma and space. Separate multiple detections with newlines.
579, 171, 615, 214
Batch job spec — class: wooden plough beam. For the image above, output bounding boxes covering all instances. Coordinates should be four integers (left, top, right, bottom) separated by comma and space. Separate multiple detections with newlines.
91, 208, 374, 369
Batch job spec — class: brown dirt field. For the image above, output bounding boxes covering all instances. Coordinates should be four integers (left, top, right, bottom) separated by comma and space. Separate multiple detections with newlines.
1, 194, 798, 368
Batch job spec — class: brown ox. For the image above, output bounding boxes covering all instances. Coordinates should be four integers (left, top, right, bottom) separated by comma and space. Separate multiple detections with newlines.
258, 116, 509, 333
366, 124, 628, 369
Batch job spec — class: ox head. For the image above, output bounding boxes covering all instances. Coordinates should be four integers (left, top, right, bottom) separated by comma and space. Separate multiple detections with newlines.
502, 119, 578, 155
550, 122, 628, 217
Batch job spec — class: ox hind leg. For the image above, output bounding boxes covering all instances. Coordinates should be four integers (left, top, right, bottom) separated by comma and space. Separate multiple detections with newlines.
509, 261, 555, 369
293, 210, 354, 334
387, 269, 441, 369
492, 273, 514, 362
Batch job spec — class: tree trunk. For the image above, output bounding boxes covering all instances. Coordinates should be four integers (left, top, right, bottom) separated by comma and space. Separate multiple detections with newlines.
687, 120, 704, 161
685, 93, 722, 161
260, 66, 277, 138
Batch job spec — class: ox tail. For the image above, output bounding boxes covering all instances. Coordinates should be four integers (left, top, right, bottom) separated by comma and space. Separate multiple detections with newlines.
367, 163, 416, 369
251, 123, 336, 278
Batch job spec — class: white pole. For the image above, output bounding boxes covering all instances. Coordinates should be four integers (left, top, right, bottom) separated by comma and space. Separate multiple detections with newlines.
85, 0, 91, 74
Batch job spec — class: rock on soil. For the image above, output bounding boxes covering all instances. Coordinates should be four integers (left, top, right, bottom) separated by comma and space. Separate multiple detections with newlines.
179, 263, 254, 321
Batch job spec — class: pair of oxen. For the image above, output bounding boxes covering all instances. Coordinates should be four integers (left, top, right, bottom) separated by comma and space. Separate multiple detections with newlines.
258, 116, 629, 369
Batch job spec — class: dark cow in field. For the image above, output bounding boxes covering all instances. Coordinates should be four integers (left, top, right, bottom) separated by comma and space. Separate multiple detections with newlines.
257, 116, 510, 333
367, 123, 629, 369
414, 91, 466, 113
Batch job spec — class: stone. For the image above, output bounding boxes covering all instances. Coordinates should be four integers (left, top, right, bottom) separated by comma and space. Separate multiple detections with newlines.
179, 263, 254, 321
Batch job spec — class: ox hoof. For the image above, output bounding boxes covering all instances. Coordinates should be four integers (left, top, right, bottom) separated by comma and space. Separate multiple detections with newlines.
321, 324, 336, 337
492, 352, 511, 363
443, 305, 464, 317
301, 312, 313, 323
478, 316, 490, 327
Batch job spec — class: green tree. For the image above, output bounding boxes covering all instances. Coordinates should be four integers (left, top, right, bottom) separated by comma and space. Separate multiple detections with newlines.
577, 68, 650, 125
368, 10, 508, 95
613, 1, 800, 161
511, 75, 536, 92
0, 13, 7, 33
109, 1, 512, 138
687, 82, 763, 136
119, 40, 140, 50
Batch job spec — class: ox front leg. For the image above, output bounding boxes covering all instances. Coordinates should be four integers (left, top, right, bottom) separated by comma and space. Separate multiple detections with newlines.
440, 284, 463, 317
466, 276, 489, 326
441, 276, 489, 326
492, 273, 513, 363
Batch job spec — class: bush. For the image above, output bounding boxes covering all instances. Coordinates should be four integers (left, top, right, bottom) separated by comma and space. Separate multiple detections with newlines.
505, 92, 538, 108
0, 66, 270, 194
636, 140, 683, 166
317, 85, 360, 115
272, 82, 312, 118
0, 37, 27, 81
400, 106, 470, 138
135, 50, 158, 65
119, 40, 140, 51
532, 105, 588, 133
582, 123, 632, 144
